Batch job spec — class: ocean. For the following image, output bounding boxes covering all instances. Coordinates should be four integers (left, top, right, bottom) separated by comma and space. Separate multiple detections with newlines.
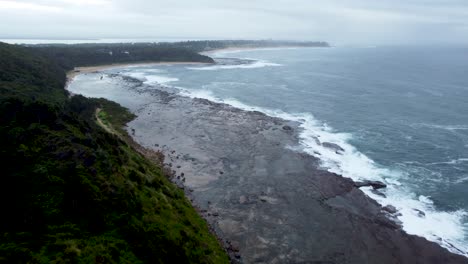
68, 46, 468, 255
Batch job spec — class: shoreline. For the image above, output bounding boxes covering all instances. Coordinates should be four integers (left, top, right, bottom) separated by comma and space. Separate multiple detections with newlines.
65, 45, 320, 81
66, 61, 212, 81
66, 72, 468, 263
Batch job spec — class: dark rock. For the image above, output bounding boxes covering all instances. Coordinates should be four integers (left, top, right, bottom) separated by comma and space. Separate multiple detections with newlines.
230, 241, 240, 252
354, 180, 387, 190
375, 213, 400, 229
382, 205, 398, 214
371, 189, 387, 198
282, 125, 292, 131
322, 142, 345, 153
414, 209, 426, 218
220, 171, 224, 174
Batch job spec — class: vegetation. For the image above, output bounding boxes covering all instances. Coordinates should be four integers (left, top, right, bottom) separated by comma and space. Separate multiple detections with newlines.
32, 43, 215, 71
0, 42, 229, 263
0, 43, 67, 103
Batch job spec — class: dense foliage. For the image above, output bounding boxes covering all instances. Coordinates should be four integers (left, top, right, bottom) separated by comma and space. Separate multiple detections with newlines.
0, 43, 67, 103
32, 43, 215, 71
0, 42, 229, 263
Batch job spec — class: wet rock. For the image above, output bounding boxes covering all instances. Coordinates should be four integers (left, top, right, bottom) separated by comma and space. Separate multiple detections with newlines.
354, 180, 387, 190
414, 209, 426, 218
371, 189, 387, 198
382, 205, 398, 214
230, 241, 240, 252
375, 213, 401, 229
220, 171, 224, 174
322, 142, 345, 153
282, 125, 292, 131
239, 195, 248, 204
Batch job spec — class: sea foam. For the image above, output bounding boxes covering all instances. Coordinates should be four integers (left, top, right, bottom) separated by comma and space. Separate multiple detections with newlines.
124, 71, 179, 84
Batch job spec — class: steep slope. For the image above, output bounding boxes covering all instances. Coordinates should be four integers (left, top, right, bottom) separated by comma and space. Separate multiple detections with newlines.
0, 42, 229, 263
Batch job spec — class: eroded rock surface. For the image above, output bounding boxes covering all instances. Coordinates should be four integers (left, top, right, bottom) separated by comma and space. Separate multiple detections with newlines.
121, 79, 467, 263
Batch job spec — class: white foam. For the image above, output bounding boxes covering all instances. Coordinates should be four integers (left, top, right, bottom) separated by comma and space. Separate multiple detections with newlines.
124, 71, 179, 84
455, 176, 468, 184
414, 123, 468, 131
419, 195, 434, 205
144, 75, 179, 84
186, 60, 282, 71
428, 158, 468, 165
175, 87, 468, 257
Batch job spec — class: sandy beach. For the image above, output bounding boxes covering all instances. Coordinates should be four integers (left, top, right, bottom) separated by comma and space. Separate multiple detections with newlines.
66, 61, 212, 81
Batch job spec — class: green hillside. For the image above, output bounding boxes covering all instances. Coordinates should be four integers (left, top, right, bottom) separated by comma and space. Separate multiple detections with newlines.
0, 42, 229, 263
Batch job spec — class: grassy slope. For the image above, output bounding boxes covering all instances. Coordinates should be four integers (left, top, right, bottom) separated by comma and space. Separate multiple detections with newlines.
0, 42, 229, 263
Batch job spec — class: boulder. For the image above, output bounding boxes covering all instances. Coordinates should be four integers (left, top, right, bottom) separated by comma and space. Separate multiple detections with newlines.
354, 180, 387, 190
371, 189, 387, 198
322, 142, 345, 153
413, 209, 426, 218
382, 205, 398, 214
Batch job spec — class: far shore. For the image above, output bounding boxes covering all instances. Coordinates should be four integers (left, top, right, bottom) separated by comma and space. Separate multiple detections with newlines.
201, 45, 327, 56
66, 45, 322, 81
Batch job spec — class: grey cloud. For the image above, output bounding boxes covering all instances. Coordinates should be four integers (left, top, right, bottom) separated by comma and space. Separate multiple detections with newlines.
0, 0, 467, 44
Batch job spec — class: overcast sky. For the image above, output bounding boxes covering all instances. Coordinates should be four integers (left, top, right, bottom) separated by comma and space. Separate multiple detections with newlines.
0, 0, 467, 45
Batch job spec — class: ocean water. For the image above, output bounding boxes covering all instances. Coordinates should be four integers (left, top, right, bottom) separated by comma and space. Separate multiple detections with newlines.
69, 46, 468, 255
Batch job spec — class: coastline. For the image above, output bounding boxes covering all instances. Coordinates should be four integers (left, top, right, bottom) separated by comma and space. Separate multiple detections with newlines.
66, 61, 212, 81
67, 71, 468, 263
65, 45, 319, 81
